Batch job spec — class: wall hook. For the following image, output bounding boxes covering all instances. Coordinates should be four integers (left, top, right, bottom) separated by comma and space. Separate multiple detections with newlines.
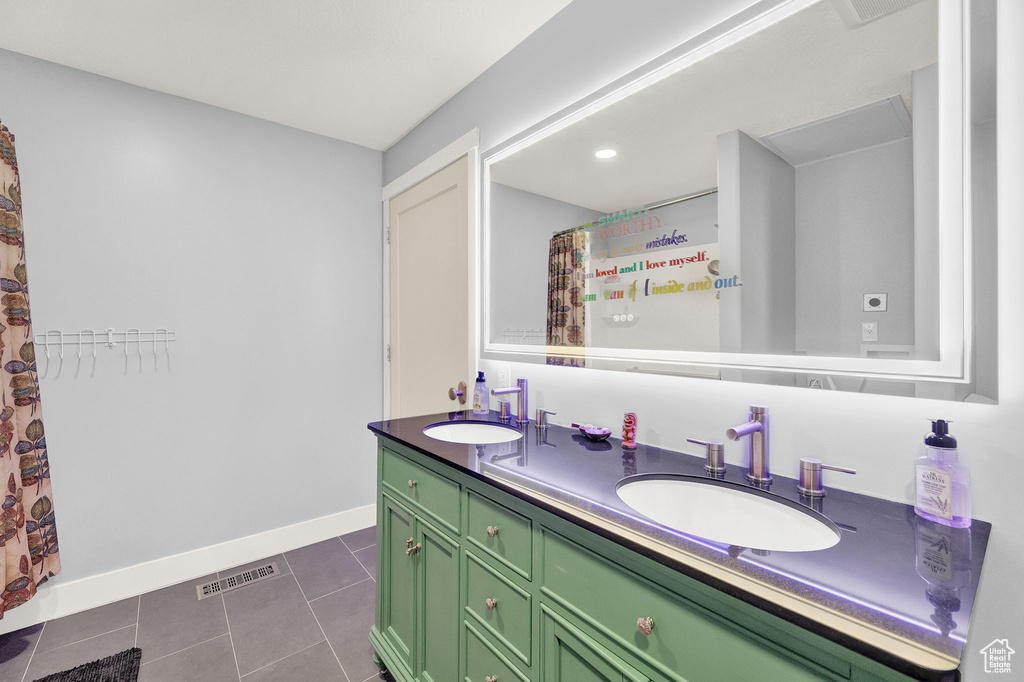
40, 329, 61, 378
154, 327, 171, 372
76, 328, 98, 377
55, 331, 65, 378
124, 328, 142, 373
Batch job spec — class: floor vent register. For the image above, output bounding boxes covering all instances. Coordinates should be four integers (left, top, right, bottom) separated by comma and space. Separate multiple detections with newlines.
196, 562, 280, 600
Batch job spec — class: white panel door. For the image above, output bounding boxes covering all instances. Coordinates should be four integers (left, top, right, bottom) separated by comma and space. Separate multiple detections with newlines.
388, 155, 474, 418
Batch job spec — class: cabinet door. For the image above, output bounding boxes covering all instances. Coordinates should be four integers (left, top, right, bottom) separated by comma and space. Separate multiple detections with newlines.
542, 605, 651, 682
380, 493, 416, 679
418, 517, 460, 682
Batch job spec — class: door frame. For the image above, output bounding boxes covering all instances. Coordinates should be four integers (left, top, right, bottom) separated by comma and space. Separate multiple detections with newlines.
381, 129, 480, 419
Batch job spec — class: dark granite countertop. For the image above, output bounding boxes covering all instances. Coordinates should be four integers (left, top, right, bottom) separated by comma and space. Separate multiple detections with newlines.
368, 411, 990, 682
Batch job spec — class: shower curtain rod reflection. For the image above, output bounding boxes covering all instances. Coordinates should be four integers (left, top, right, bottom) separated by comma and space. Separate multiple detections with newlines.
551, 187, 718, 239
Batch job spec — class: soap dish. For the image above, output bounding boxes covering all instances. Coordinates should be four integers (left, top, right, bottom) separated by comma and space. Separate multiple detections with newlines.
572, 423, 612, 442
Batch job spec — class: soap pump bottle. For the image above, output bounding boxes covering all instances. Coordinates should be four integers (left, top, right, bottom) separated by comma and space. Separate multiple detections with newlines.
914, 419, 971, 528
472, 371, 489, 417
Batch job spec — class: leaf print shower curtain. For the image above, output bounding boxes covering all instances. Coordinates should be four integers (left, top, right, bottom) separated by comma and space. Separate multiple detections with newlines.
0, 121, 60, 617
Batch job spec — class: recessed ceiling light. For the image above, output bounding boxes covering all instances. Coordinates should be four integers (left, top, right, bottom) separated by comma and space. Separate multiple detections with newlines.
595, 149, 617, 159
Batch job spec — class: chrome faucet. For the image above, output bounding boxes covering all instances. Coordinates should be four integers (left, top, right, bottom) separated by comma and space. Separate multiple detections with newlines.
492, 378, 528, 426
726, 405, 770, 485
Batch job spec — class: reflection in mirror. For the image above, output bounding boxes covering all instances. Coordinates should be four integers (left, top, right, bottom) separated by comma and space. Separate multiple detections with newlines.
484, 0, 996, 401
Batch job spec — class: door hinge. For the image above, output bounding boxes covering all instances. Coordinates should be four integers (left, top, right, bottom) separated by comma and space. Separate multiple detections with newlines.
386, 226, 390, 245
386, 344, 391, 362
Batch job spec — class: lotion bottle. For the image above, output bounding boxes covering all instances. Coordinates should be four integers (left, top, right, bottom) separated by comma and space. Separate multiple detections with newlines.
914, 419, 971, 528
472, 371, 489, 417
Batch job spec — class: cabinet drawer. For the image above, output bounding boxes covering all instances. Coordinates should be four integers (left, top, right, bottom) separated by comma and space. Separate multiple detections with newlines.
466, 551, 532, 666
381, 447, 460, 534
541, 604, 650, 682
464, 619, 530, 682
540, 529, 851, 682
467, 490, 532, 579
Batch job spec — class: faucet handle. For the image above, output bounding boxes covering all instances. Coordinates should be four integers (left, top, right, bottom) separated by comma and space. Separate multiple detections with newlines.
535, 408, 556, 429
798, 457, 856, 497
687, 438, 726, 476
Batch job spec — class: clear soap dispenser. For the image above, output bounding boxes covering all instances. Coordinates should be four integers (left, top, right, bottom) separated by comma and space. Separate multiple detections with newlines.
472, 371, 489, 417
914, 419, 971, 528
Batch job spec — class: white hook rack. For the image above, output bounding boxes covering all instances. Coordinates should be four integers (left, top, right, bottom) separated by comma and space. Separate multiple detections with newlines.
33, 328, 178, 349
32, 328, 177, 377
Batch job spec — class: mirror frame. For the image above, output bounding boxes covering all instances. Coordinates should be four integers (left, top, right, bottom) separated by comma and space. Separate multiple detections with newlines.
481, 0, 975, 384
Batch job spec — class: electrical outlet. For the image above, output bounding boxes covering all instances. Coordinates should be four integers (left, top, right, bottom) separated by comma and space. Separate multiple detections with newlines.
497, 364, 511, 388
862, 322, 878, 342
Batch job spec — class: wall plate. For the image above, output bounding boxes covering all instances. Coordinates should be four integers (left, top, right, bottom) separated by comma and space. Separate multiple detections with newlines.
863, 293, 887, 312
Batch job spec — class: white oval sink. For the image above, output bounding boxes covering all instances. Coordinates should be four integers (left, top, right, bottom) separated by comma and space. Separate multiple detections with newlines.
616, 476, 840, 552
423, 421, 524, 444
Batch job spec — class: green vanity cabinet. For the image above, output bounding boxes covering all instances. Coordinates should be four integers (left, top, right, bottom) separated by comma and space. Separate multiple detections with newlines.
376, 488, 460, 682
378, 493, 416, 676
372, 438, 924, 682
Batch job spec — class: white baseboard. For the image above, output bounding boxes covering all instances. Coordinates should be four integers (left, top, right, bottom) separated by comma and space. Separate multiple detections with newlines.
0, 503, 376, 635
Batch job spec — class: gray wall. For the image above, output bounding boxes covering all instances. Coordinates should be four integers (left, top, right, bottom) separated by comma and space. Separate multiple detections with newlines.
718, 130, 796, 357
795, 138, 915, 356
489, 183, 600, 344
383, 1, 1024, 679
0, 49, 383, 582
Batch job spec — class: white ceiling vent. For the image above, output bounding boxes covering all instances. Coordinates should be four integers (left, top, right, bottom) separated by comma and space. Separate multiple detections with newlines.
831, 0, 929, 27
760, 96, 912, 167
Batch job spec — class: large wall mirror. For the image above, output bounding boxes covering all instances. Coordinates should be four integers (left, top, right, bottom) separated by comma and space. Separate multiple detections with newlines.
482, 0, 997, 401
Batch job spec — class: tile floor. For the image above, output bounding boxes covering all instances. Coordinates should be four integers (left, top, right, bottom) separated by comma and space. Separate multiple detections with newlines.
0, 526, 396, 682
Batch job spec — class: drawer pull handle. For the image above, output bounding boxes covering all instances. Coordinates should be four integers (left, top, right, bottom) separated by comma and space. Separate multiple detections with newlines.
408, 479, 418, 489
486, 525, 499, 537
637, 616, 654, 636
485, 676, 498, 682
485, 597, 498, 611
406, 542, 421, 556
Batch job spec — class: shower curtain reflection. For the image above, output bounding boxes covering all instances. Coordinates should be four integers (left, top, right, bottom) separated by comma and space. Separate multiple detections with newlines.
545, 231, 586, 367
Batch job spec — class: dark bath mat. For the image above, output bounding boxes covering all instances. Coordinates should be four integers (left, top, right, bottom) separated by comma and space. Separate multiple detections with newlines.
31, 647, 141, 682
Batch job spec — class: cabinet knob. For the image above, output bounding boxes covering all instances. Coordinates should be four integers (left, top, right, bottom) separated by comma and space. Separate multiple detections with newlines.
406, 537, 414, 549
486, 525, 499, 537
485, 597, 498, 611
637, 616, 654, 636
408, 480, 418, 489
405, 542, 421, 556
485, 676, 498, 682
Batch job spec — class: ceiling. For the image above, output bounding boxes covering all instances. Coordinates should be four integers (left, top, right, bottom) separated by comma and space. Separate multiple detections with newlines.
490, 0, 938, 214
0, 0, 573, 151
